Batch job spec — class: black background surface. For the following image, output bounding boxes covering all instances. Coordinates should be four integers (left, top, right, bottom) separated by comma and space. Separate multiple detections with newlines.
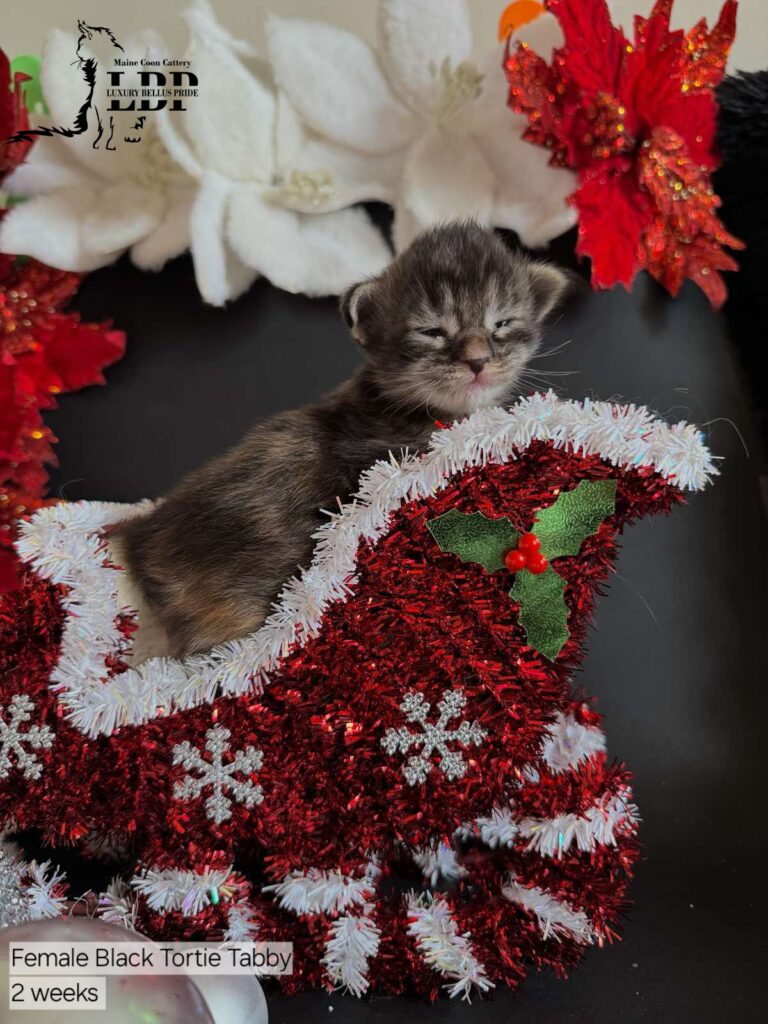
47, 247, 768, 1023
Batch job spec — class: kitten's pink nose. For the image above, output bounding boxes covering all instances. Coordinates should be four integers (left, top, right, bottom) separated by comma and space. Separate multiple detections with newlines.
460, 336, 492, 376
465, 358, 490, 376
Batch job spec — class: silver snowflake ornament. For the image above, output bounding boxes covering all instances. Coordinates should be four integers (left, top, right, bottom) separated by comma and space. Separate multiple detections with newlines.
0, 694, 54, 781
381, 688, 486, 786
172, 725, 264, 826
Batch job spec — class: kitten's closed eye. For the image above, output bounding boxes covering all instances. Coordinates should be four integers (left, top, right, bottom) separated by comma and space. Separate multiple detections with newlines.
495, 318, 513, 330
417, 327, 445, 339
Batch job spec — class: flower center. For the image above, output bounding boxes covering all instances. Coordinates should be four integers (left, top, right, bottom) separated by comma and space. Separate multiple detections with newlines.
129, 126, 189, 191
429, 57, 484, 125
275, 170, 337, 207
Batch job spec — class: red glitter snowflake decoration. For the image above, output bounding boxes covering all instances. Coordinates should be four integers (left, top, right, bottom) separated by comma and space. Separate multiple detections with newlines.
504, 0, 743, 308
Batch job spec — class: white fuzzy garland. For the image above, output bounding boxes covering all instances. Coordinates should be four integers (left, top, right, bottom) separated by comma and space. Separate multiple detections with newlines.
0, 839, 67, 927
15, 394, 718, 738
406, 892, 493, 1000
465, 789, 638, 857
97, 877, 138, 931
520, 791, 639, 859
130, 865, 236, 916
463, 709, 614, 850
263, 863, 381, 994
413, 840, 468, 887
502, 875, 594, 945
263, 864, 379, 917
223, 901, 260, 942
321, 912, 381, 997
540, 710, 606, 774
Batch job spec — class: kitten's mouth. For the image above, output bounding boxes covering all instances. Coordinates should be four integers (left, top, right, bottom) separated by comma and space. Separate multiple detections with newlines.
462, 369, 501, 394
431, 369, 510, 417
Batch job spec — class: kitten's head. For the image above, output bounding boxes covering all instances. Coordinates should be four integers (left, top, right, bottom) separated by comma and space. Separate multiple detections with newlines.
341, 221, 571, 419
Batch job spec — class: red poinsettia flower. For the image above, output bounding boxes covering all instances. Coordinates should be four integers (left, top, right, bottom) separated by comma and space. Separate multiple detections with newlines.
1, 253, 126, 590
0, 46, 32, 181
504, 0, 743, 308
1, 49, 125, 593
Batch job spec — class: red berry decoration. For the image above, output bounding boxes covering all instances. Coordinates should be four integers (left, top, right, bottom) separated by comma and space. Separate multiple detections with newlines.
526, 552, 549, 575
505, 548, 528, 572
517, 532, 540, 553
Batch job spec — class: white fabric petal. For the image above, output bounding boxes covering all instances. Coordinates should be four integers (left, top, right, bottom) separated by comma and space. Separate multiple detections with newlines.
493, 190, 577, 249
182, 5, 275, 181
399, 126, 495, 243
131, 189, 194, 270
266, 15, 418, 155
227, 188, 391, 296
2, 136, 98, 196
38, 28, 164, 184
38, 29, 92, 148
274, 91, 306, 172
291, 208, 392, 295
468, 49, 577, 248
182, 0, 257, 59
226, 186, 305, 294
190, 171, 256, 306
0, 187, 119, 271
154, 107, 204, 181
275, 136, 404, 213
392, 203, 422, 253
82, 182, 164, 254
378, 0, 473, 114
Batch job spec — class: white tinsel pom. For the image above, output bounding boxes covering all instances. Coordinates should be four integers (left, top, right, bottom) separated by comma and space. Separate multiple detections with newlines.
406, 892, 492, 1000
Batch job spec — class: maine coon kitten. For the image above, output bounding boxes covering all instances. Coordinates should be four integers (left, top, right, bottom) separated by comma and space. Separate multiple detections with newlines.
115, 222, 570, 659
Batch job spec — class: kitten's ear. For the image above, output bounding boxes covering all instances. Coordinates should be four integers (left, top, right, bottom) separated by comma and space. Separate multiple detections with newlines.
340, 279, 376, 345
527, 261, 572, 323
77, 20, 92, 37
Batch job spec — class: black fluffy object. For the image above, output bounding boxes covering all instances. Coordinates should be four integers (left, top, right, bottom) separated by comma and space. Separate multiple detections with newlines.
715, 70, 768, 426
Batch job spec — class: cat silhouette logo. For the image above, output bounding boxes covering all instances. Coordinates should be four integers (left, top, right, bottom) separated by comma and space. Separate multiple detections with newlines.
4, 20, 198, 151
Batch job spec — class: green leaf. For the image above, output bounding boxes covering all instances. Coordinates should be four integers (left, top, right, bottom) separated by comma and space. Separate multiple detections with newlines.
510, 566, 569, 661
427, 509, 519, 572
10, 55, 47, 116
533, 479, 617, 561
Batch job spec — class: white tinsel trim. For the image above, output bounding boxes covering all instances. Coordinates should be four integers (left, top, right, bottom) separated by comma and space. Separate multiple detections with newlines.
321, 912, 381, 997
22, 860, 68, 920
413, 841, 467, 888
130, 865, 235, 916
502, 875, 593, 944
223, 901, 260, 942
16, 394, 717, 736
0, 841, 68, 927
407, 892, 493, 1000
469, 806, 520, 849
541, 711, 606, 774
97, 877, 138, 930
263, 864, 378, 916
520, 790, 639, 859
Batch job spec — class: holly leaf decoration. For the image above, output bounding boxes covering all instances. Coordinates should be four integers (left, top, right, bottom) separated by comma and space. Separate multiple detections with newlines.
427, 509, 519, 572
510, 566, 569, 662
534, 479, 617, 560
426, 479, 617, 662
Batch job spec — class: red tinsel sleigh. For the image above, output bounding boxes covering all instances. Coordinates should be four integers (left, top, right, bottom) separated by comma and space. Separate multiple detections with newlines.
0, 394, 716, 998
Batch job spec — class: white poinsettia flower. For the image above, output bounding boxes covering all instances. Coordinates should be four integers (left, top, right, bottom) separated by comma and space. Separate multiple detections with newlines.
0, 28, 195, 273
153, 0, 393, 306
267, 0, 577, 251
